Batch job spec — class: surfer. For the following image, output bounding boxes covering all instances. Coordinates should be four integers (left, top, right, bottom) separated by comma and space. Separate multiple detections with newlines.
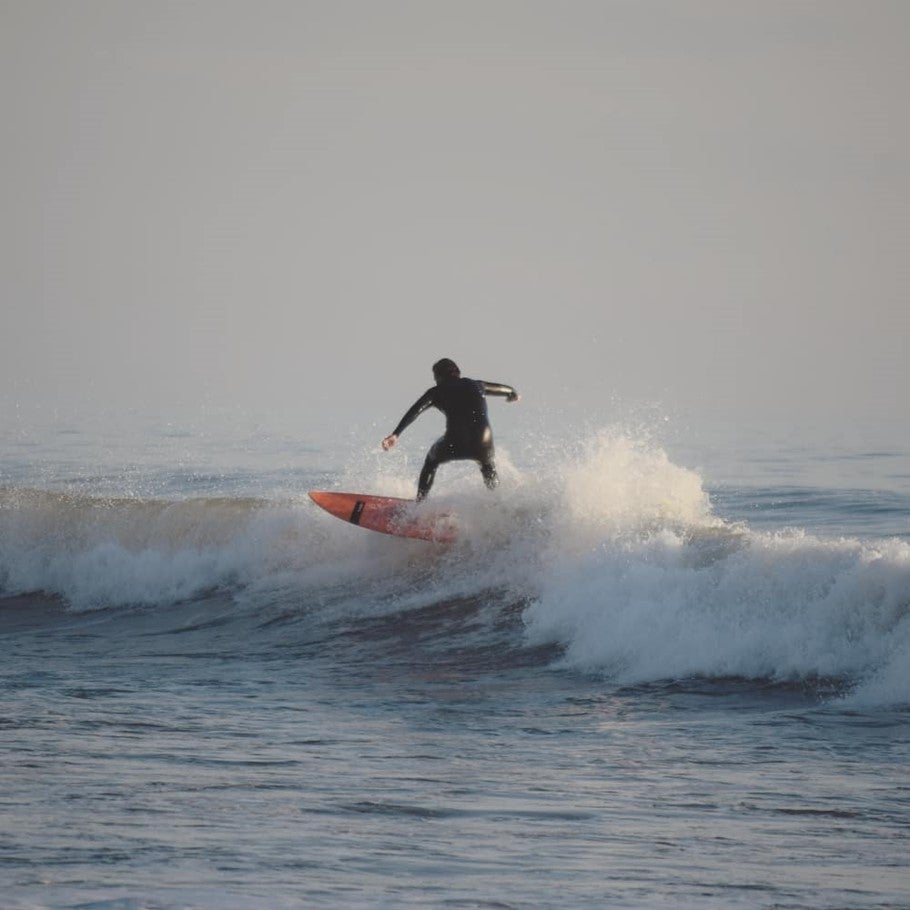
382, 358, 520, 501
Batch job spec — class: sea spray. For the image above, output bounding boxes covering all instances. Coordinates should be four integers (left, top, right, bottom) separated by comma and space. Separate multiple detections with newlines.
521, 433, 910, 703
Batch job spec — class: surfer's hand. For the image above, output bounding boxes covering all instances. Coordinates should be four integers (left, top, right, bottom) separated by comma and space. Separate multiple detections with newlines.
382, 434, 398, 451
507, 391, 520, 402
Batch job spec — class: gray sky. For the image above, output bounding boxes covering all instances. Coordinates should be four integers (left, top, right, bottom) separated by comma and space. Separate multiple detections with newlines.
2, 1, 908, 442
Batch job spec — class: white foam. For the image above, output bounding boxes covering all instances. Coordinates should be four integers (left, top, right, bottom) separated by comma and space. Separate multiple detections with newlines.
519, 434, 910, 705
0, 490, 304, 611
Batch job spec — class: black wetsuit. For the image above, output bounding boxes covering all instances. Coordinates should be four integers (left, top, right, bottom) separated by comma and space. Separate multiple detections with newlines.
390, 377, 517, 500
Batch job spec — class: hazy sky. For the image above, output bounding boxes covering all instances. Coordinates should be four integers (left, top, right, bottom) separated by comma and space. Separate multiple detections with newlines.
2, 1, 908, 441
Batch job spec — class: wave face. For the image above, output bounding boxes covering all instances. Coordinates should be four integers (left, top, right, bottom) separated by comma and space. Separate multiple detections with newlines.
2, 430, 908, 707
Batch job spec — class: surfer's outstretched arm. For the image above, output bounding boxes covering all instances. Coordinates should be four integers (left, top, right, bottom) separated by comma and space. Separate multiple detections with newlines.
481, 381, 520, 402
382, 388, 435, 450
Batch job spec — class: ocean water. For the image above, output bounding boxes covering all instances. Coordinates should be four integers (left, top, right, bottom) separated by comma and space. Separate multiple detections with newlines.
1, 415, 909, 910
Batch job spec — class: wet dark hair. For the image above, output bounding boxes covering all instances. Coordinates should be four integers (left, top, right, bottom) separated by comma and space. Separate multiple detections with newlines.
432, 358, 461, 381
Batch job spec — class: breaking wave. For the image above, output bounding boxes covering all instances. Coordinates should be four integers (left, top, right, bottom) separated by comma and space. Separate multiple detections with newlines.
1, 429, 908, 706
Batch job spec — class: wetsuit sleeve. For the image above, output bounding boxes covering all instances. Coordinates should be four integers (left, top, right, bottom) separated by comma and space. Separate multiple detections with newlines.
391, 388, 435, 437
480, 381, 517, 398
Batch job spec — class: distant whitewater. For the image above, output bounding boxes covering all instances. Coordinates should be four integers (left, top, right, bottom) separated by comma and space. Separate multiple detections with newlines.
2, 428, 907, 708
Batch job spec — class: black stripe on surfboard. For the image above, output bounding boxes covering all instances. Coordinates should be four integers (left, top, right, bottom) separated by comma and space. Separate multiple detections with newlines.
350, 500, 366, 525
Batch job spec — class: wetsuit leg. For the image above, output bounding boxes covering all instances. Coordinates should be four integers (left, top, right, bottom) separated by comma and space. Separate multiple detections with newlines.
416, 457, 436, 502
480, 457, 498, 490
417, 438, 452, 501
473, 425, 498, 490
417, 429, 497, 500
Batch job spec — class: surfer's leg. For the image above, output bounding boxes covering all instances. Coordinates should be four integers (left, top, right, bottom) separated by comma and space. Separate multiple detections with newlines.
417, 459, 437, 502
417, 438, 447, 501
477, 433, 498, 491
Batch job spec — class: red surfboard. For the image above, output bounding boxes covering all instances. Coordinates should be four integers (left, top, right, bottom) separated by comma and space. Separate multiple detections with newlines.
308, 491, 456, 543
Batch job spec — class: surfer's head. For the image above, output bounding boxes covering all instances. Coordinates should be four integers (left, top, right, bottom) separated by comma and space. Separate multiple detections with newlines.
432, 358, 460, 383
